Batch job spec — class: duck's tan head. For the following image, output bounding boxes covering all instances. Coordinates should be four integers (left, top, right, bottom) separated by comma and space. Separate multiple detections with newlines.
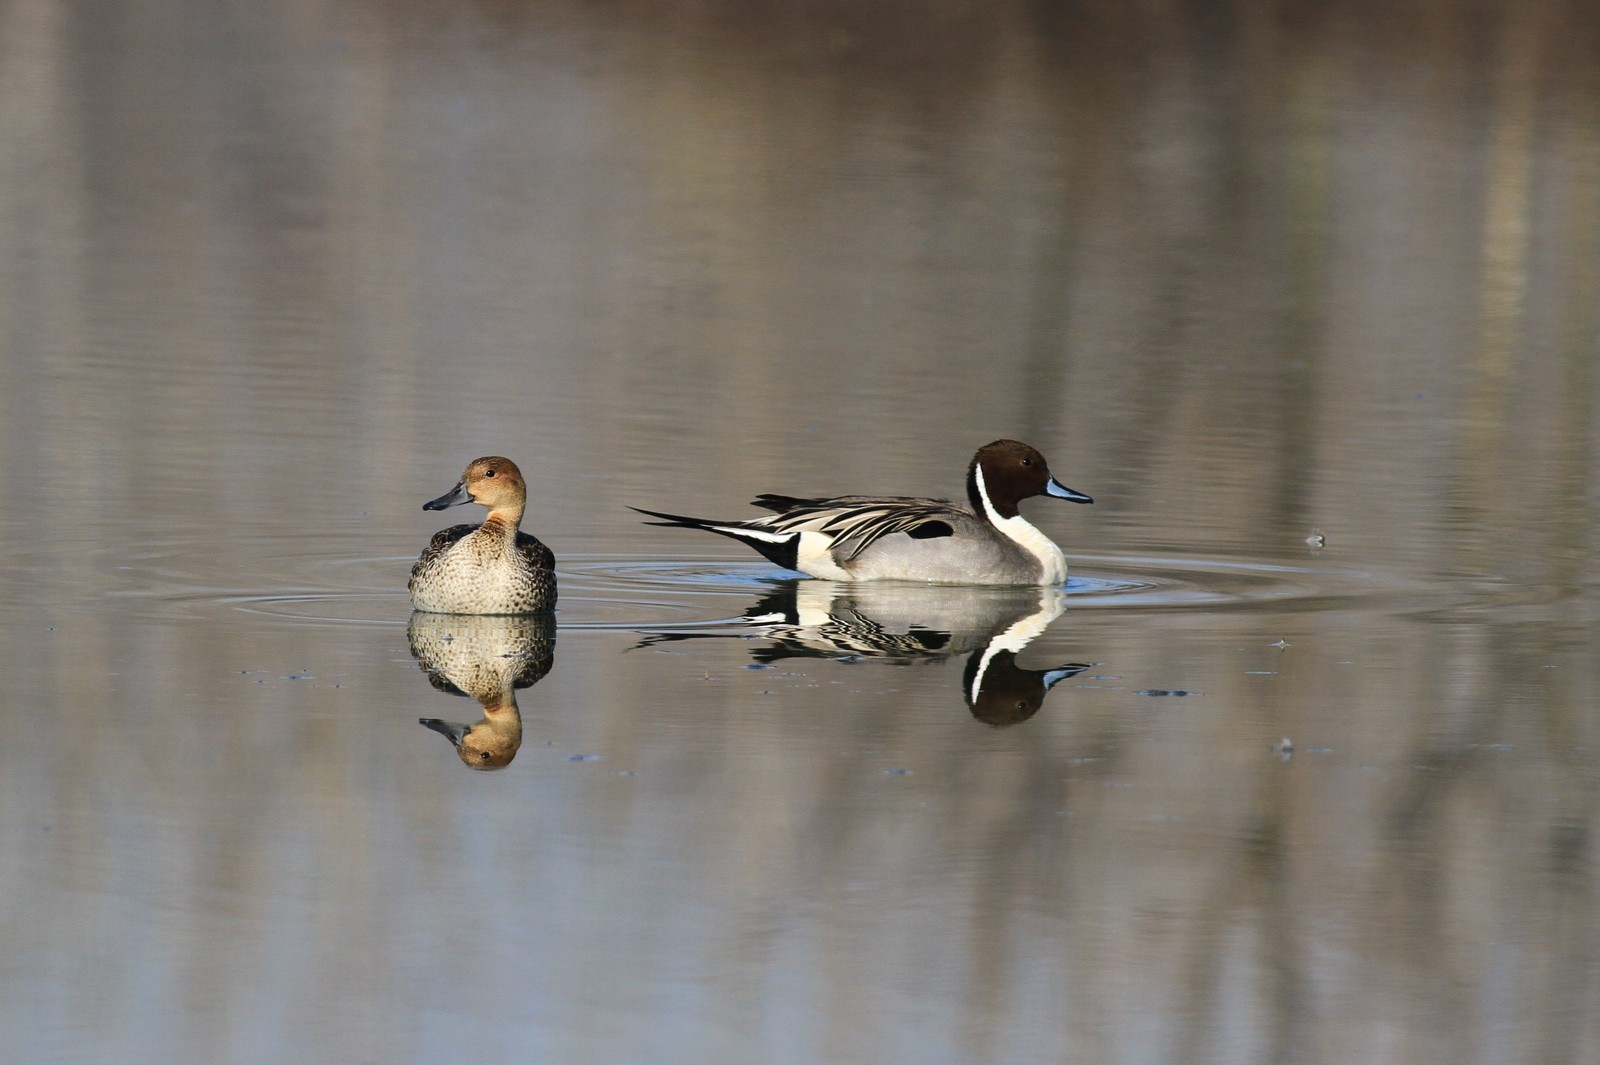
424, 456, 528, 521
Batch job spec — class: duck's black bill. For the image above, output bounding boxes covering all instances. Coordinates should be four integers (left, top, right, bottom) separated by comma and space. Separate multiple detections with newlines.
423, 482, 471, 511
1045, 478, 1093, 504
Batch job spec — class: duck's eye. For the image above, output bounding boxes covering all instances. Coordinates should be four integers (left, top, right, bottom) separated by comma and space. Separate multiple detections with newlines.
484, 469, 496, 477
1020, 457, 1033, 467
479, 751, 491, 760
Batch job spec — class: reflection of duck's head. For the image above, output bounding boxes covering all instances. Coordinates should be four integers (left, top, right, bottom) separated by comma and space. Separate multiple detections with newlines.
408, 612, 556, 770
420, 704, 522, 770
963, 650, 1090, 727
952, 587, 1086, 726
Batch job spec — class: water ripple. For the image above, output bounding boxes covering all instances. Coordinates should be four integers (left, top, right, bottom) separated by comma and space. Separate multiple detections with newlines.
192, 551, 1444, 626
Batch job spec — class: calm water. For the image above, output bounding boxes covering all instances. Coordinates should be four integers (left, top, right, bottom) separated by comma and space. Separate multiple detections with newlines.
3, 2, 1600, 1063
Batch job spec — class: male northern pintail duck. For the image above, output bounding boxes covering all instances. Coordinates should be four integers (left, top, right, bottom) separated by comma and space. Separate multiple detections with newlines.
633, 440, 1092, 585
409, 456, 557, 614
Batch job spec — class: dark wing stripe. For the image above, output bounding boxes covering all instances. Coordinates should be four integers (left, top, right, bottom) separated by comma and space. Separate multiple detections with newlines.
761, 499, 962, 561
751, 494, 822, 514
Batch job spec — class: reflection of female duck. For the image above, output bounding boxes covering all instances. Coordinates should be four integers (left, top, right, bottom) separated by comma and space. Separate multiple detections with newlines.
643, 582, 1090, 726
408, 612, 556, 769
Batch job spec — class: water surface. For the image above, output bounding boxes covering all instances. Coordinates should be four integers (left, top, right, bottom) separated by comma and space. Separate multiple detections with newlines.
3, 2, 1599, 1063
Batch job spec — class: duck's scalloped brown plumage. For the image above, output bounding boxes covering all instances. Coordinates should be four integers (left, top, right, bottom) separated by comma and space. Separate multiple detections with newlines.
408, 524, 556, 614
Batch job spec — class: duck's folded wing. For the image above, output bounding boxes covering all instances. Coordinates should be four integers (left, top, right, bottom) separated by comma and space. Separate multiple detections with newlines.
414, 524, 473, 564
766, 497, 960, 561
750, 494, 822, 514
410, 524, 476, 586
514, 531, 556, 570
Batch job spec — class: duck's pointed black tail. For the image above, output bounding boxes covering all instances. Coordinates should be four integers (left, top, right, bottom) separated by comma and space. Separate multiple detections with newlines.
630, 507, 801, 571
629, 505, 718, 531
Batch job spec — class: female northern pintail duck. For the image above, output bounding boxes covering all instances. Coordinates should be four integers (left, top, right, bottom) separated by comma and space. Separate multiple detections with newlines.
409, 457, 556, 614
634, 440, 1092, 585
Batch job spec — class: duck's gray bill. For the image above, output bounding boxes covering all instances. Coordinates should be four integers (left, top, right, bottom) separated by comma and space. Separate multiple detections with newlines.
1045, 478, 1093, 504
423, 482, 471, 511
419, 718, 471, 747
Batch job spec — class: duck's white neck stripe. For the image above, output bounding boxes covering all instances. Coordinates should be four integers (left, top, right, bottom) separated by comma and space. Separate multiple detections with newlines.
967, 590, 1064, 704
973, 464, 1001, 523
973, 466, 1068, 585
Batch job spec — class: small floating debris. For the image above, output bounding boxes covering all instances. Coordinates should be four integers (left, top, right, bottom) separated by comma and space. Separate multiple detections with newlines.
884, 767, 912, 777
1270, 639, 1291, 649
1305, 530, 1325, 549
1274, 737, 1294, 760
1137, 689, 1191, 697
566, 753, 605, 763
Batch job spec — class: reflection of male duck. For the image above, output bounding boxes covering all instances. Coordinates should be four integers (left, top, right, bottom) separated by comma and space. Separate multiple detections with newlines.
408, 612, 556, 769
645, 582, 1090, 727
961, 647, 1090, 728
